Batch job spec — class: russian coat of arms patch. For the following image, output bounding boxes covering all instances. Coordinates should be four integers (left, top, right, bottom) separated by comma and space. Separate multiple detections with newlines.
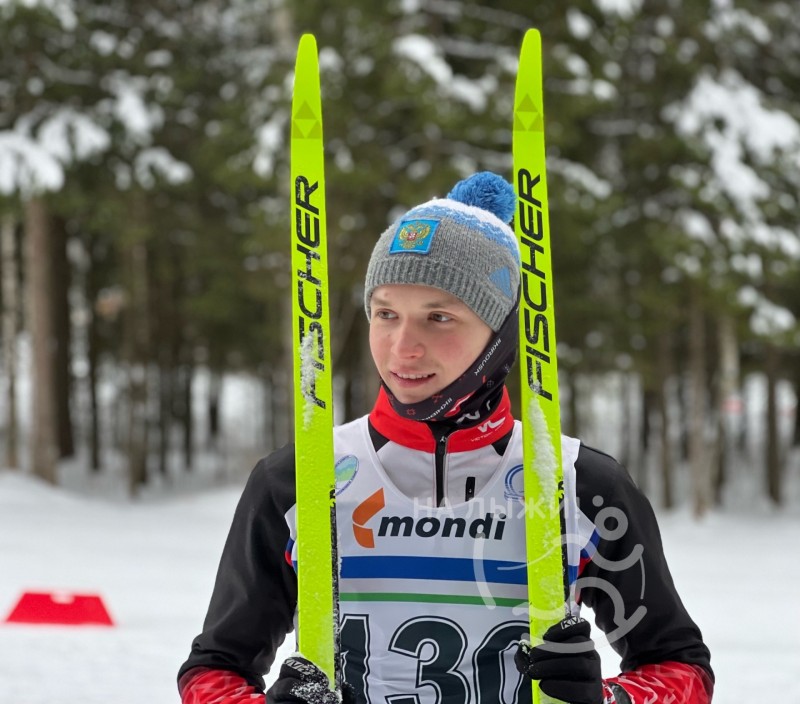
389, 218, 439, 254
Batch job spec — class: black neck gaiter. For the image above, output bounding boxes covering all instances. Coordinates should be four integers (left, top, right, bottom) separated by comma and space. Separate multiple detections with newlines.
381, 304, 519, 429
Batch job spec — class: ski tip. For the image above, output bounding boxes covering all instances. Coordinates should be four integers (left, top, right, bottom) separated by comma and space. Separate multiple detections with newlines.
522, 27, 542, 52
298, 33, 318, 55
293, 34, 320, 96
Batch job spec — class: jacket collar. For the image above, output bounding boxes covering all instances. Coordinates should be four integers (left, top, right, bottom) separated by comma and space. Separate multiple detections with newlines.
369, 386, 514, 453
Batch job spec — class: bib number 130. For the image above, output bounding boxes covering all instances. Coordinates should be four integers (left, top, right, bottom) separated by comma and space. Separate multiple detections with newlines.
340, 614, 531, 704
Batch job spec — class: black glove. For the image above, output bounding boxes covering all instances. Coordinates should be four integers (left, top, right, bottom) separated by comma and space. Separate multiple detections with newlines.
515, 617, 603, 704
267, 656, 354, 704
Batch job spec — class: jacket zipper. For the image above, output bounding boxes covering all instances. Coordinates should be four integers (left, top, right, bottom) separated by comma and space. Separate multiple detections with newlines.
434, 433, 448, 507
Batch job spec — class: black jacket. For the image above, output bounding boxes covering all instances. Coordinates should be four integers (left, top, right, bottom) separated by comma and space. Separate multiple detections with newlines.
179, 429, 712, 693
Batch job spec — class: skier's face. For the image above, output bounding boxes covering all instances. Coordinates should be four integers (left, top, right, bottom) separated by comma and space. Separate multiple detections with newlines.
369, 284, 493, 404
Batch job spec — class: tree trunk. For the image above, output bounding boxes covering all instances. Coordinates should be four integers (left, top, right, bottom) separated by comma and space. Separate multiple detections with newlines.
271, 364, 291, 449
25, 198, 58, 483
127, 360, 149, 496
639, 387, 654, 497
656, 331, 674, 509
87, 306, 101, 471
688, 286, 711, 518
338, 307, 362, 425
353, 317, 375, 421
675, 373, 690, 463
619, 372, 641, 479
157, 362, 172, 477
125, 237, 150, 497
85, 243, 101, 472
566, 370, 580, 439
180, 362, 194, 471
1, 215, 19, 469
155, 247, 183, 476
764, 342, 782, 505
261, 367, 272, 451
793, 365, 800, 448
207, 370, 221, 448
618, 373, 631, 470
51, 216, 74, 459
281, 287, 294, 448
362, 317, 380, 414
715, 313, 739, 505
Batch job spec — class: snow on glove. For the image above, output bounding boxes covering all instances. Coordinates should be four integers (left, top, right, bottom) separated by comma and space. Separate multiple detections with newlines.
515, 617, 604, 704
267, 656, 354, 704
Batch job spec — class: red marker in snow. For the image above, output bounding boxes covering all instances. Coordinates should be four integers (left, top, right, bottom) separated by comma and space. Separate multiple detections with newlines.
4, 591, 114, 626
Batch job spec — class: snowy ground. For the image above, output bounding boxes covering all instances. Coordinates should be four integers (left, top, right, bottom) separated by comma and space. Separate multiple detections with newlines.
1, 469, 797, 704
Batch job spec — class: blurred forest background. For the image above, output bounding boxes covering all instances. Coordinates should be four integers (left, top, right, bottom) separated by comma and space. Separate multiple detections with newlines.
1, 0, 798, 515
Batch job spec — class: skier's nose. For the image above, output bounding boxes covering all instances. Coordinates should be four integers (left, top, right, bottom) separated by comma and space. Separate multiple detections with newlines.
392, 320, 423, 358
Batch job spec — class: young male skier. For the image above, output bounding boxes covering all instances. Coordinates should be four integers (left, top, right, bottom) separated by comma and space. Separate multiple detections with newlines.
178, 172, 714, 704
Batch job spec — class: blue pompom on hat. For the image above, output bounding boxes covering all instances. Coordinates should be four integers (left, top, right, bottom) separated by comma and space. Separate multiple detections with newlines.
446, 171, 517, 224
364, 171, 520, 332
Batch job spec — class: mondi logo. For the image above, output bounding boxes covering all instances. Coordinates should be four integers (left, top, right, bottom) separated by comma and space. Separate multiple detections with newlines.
352, 488, 507, 548
379, 512, 507, 541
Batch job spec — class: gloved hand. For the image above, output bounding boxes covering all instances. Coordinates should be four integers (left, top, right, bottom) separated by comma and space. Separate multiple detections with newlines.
267, 656, 354, 704
515, 617, 603, 704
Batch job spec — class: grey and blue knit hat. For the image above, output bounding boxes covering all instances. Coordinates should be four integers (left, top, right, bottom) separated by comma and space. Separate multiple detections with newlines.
364, 171, 520, 332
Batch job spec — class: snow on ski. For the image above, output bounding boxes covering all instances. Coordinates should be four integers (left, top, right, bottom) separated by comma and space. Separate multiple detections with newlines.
290, 33, 338, 689
513, 28, 569, 704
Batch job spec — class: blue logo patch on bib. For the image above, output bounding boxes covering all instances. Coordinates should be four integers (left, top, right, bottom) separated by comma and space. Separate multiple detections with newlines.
389, 219, 439, 254
335, 455, 359, 496
503, 464, 524, 502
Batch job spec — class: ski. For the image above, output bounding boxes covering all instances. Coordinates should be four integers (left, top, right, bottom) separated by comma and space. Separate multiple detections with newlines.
513, 28, 568, 704
290, 33, 338, 689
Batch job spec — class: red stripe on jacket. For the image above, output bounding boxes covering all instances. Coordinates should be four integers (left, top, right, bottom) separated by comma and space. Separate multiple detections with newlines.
179, 667, 263, 704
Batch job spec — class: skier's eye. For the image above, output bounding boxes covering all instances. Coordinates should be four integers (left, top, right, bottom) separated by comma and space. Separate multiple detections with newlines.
374, 310, 397, 320
430, 312, 453, 323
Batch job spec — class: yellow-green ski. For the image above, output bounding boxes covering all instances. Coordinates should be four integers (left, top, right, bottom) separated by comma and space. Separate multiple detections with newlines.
290, 33, 337, 688
513, 28, 568, 704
